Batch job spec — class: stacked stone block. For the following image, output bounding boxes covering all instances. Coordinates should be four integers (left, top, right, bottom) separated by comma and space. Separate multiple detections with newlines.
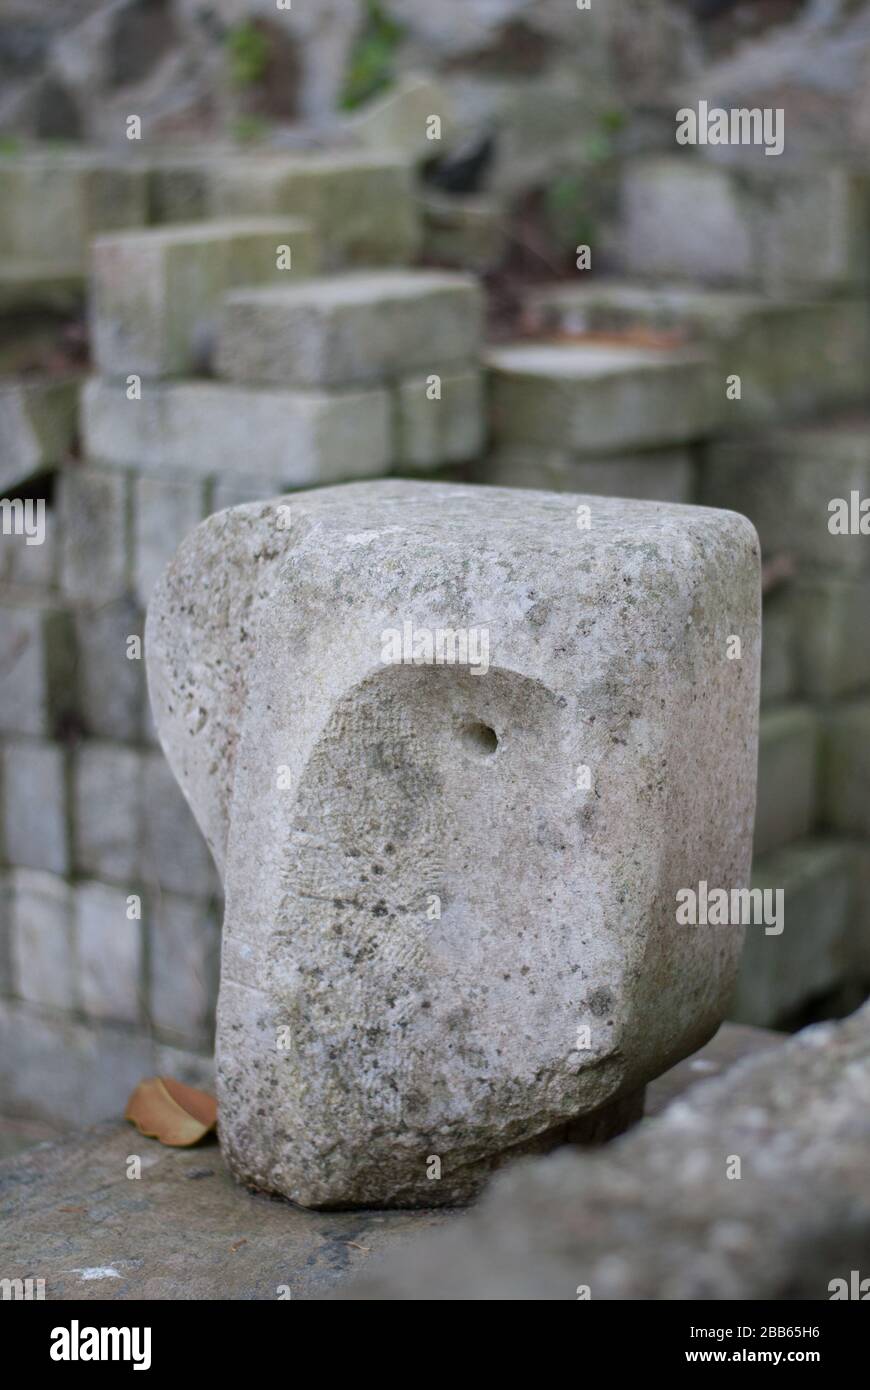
1, 154, 490, 1128
478, 156, 870, 1030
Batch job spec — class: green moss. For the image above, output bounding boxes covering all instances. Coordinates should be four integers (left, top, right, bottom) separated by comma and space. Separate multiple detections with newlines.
341, 0, 404, 111
226, 20, 271, 87
231, 115, 270, 146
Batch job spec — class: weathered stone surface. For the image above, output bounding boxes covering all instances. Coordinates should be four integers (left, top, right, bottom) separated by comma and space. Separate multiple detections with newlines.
72, 741, 142, 884
0, 1022, 779, 1299
217, 270, 483, 389
0, 149, 147, 268
0, 591, 77, 738
1, 736, 69, 875
754, 705, 817, 857
791, 576, 870, 701
58, 466, 129, 604
481, 446, 694, 503
730, 840, 856, 1029
72, 597, 144, 743
133, 474, 205, 608
140, 751, 219, 900
527, 281, 868, 427
211, 152, 420, 269
347, 73, 456, 161
9, 868, 74, 1011
819, 700, 870, 838
146, 479, 760, 1208
488, 342, 720, 453
148, 891, 219, 1047
394, 368, 485, 468
83, 378, 392, 486
345, 1001, 870, 1300
620, 157, 870, 292
0, 376, 78, 491
701, 420, 870, 575
75, 878, 143, 1024
90, 219, 318, 379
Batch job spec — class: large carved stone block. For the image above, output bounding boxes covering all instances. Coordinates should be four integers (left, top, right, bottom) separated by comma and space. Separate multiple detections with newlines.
146, 480, 760, 1208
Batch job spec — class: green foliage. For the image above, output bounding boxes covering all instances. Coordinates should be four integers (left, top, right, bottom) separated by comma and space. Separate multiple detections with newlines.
341, 1, 404, 111
226, 21, 271, 88
0, 135, 22, 156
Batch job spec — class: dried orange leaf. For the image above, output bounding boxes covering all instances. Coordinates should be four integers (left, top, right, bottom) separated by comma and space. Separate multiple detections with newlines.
124, 1076, 217, 1147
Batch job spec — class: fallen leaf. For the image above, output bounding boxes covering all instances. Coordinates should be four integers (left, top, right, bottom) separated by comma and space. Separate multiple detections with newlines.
124, 1076, 217, 1147
58, 1205, 86, 1214
229, 1238, 248, 1252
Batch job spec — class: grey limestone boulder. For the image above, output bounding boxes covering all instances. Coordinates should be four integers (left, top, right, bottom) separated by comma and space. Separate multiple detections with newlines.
146, 480, 760, 1207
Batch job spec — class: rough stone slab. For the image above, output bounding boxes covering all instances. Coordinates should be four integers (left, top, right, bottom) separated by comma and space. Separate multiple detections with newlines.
72, 597, 144, 743
730, 839, 856, 1028
90, 219, 318, 379
83, 377, 393, 486
146, 479, 761, 1207
0, 1023, 780, 1300
133, 474, 205, 607
394, 368, 485, 468
147, 891, 219, 1047
1, 736, 69, 875
0, 999, 156, 1128
0, 376, 78, 490
754, 705, 817, 857
0, 591, 77, 738
0, 263, 84, 316
819, 700, 870, 838
488, 342, 720, 453
345, 1003, 870, 1300
346, 73, 456, 161
58, 466, 129, 605
0, 150, 148, 268
527, 280, 868, 427
481, 446, 695, 503
75, 879, 143, 1025
790, 576, 870, 701
140, 751, 219, 900
72, 741, 142, 885
211, 152, 420, 269
217, 270, 483, 389
701, 420, 870, 575
9, 868, 75, 1011
620, 157, 870, 291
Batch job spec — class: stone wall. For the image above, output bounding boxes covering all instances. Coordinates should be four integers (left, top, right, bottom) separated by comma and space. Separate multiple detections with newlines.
1, 13, 869, 1130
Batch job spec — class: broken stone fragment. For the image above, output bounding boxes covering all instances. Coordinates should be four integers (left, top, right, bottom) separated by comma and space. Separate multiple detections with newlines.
344, 999, 870, 1299
146, 480, 760, 1208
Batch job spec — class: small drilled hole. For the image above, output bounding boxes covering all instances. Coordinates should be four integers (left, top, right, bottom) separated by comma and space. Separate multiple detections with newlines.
459, 721, 499, 756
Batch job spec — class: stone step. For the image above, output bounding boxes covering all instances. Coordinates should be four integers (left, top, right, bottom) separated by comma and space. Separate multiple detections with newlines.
210, 151, 420, 269
700, 417, 870, 576
488, 340, 720, 454
618, 155, 870, 292
90, 219, 319, 380
216, 269, 483, 389
0, 148, 147, 270
82, 377, 392, 489
526, 279, 868, 428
